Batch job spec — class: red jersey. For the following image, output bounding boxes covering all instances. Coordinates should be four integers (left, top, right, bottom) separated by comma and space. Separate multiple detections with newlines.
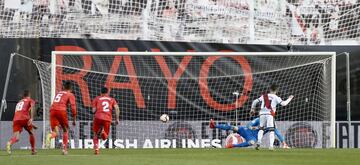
13, 97, 35, 121
50, 91, 77, 117
92, 95, 117, 122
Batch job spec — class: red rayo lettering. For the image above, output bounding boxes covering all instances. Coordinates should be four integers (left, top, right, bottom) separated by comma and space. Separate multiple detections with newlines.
152, 48, 193, 109
105, 48, 145, 108
55, 46, 92, 107
199, 51, 253, 111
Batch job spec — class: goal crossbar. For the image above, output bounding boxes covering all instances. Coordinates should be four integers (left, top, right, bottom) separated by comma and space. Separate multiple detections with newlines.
52, 51, 336, 56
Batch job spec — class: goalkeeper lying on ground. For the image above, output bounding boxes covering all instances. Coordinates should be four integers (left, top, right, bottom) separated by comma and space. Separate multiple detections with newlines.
209, 117, 289, 148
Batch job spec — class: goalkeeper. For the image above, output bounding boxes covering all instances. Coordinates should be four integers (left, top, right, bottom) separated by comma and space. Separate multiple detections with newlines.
209, 118, 289, 148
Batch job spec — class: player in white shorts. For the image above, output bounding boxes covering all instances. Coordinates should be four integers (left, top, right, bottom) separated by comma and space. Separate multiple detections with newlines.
250, 84, 294, 150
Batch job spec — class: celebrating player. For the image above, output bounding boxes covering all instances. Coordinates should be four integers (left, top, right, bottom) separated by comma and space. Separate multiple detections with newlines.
6, 90, 36, 155
209, 117, 289, 148
250, 84, 294, 150
92, 87, 120, 155
45, 81, 77, 155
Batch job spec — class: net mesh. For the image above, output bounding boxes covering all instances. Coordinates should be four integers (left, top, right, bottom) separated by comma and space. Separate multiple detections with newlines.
32, 52, 334, 148
0, 0, 359, 44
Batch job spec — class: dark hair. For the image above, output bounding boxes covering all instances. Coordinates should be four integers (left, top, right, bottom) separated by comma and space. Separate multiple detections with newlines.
101, 87, 108, 94
63, 81, 72, 90
23, 90, 30, 97
269, 84, 279, 92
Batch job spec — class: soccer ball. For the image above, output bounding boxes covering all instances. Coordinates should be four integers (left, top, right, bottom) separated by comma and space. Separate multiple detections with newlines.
160, 114, 169, 123
225, 133, 244, 148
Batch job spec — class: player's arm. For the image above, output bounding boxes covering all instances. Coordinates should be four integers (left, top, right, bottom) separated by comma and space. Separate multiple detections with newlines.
246, 118, 259, 130
69, 94, 77, 125
250, 96, 262, 116
280, 95, 294, 106
112, 99, 120, 125
28, 100, 36, 126
114, 103, 120, 125
92, 98, 97, 114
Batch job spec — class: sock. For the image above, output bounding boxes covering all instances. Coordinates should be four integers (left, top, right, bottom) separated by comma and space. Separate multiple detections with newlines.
63, 132, 68, 150
257, 130, 264, 144
50, 132, 57, 138
93, 135, 99, 150
215, 124, 233, 131
29, 134, 35, 151
9, 136, 18, 145
269, 131, 275, 148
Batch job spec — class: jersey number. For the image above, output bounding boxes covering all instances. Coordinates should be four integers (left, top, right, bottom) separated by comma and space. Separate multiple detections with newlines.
102, 102, 110, 112
54, 93, 64, 103
15, 101, 24, 111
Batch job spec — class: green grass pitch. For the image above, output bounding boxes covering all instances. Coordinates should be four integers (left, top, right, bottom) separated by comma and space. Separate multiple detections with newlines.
1, 149, 360, 165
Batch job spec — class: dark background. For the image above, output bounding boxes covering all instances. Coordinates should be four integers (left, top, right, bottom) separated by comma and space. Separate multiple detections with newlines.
0, 38, 359, 121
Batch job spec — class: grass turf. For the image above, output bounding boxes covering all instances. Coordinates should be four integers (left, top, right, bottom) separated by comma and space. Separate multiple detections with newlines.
1, 149, 359, 165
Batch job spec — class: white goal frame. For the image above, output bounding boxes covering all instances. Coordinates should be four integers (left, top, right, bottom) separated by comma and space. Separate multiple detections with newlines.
51, 51, 337, 148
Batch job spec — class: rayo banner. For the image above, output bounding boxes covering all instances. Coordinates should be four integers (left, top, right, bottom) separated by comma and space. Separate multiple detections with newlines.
0, 120, 340, 149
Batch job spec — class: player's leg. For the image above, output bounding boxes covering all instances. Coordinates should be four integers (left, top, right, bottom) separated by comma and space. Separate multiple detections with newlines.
59, 112, 69, 155
274, 128, 289, 148
267, 115, 275, 150
46, 110, 60, 148
256, 115, 266, 149
7, 131, 20, 154
94, 120, 110, 155
61, 126, 69, 155
7, 123, 21, 154
92, 118, 102, 155
7, 120, 26, 154
25, 124, 36, 155
101, 120, 111, 140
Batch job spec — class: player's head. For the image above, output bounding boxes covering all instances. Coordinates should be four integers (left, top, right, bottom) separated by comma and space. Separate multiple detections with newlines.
101, 87, 108, 95
269, 84, 279, 93
63, 81, 72, 91
23, 90, 30, 98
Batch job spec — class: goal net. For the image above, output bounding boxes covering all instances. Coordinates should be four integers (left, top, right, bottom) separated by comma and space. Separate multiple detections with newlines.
0, 0, 359, 44
27, 51, 335, 149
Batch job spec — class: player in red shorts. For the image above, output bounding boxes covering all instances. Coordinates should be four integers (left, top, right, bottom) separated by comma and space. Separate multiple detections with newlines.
6, 90, 36, 155
92, 87, 120, 155
45, 81, 76, 155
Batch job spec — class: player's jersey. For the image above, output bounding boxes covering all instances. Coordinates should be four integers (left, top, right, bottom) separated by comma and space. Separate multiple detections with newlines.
237, 126, 257, 142
92, 95, 117, 122
255, 94, 283, 115
50, 91, 76, 116
246, 118, 261, 138
13, 97, 35, 121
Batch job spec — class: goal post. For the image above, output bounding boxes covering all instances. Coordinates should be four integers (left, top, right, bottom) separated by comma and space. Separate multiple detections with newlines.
47, 51, 336, 148
0, 53, 50, 149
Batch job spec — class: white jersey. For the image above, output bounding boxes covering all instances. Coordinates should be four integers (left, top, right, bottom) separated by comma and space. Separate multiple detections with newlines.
255, 94, 283, 115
